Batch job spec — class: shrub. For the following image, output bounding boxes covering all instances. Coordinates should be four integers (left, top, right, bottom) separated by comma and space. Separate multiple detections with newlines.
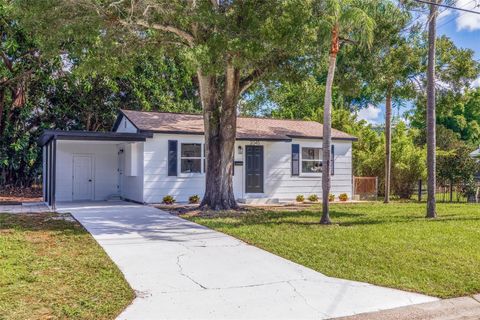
162, 195, 175, 205
355, 121, 426, 199
296, 195, 305, 202
308, 194, 319, 202
189, 195, 200, 204
461, 178, 478, 202
328, 194, 335, 202
339, 193, 348, 201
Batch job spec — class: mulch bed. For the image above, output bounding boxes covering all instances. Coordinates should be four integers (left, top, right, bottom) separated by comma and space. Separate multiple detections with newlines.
0, 186, 43, 204
157, 201, 358, 218
155, 203, 251, 218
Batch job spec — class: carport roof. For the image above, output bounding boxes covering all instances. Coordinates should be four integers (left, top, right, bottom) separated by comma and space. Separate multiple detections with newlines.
38, 130, 152, 146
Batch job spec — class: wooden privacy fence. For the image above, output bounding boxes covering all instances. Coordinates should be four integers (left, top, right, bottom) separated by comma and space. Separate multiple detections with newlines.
353, 176, 378, 200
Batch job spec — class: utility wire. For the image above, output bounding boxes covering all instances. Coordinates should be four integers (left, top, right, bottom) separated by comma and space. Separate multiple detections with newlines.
414, 0, 480, 14
437, 0, 480, 29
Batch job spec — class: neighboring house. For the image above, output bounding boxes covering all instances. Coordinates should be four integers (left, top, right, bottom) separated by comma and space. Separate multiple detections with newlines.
470, 147, 480, 181
39, 110, 356, 207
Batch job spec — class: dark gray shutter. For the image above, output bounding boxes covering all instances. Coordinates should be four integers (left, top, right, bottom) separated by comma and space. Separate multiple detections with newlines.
331, 144, 335, 175
168, 140, 178, 176
292, 144, 300, 176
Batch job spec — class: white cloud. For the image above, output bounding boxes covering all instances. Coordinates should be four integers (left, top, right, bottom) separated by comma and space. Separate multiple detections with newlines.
456, 0, 480, 31
438, 8, 453, 21
473, 77, 480, 88
357, 104, 382, 124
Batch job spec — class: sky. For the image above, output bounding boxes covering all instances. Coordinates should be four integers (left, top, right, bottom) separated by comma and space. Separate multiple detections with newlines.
357, 0, 480, 125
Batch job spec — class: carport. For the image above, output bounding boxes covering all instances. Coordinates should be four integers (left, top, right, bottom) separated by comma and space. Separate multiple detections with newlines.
38, 130, 151, 209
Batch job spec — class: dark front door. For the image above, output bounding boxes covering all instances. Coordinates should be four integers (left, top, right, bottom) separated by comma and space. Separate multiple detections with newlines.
245, 145, 264, 193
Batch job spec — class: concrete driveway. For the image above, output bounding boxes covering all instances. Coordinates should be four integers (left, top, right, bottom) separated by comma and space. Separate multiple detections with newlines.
58, 201, 437, 320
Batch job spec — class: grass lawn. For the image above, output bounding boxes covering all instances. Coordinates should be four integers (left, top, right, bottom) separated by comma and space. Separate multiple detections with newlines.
0, 213, 134, 320
185, 202, 480, 298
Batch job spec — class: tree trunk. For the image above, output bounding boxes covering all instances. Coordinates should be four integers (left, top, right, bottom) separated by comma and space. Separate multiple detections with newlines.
198, 63, 239, 210
426, 2, 437, 218
321, 26, 339, 225
384, 86, 392, 203
0, 88, 5, 134
449, 180, 453, 203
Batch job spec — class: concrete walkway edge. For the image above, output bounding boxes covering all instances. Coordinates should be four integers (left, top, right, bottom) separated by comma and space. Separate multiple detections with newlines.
337, 295, 480, 320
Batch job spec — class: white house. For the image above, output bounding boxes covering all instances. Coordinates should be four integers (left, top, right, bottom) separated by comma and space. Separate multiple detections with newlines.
39, 110, 356, 208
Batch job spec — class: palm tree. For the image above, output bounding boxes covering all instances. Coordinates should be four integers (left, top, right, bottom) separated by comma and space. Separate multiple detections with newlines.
384, 84, 393, 203
426, 1, 438, 218
318, 0, 375, 224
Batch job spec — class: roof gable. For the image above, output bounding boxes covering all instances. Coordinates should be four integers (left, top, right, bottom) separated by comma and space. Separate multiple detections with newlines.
118, 109, 357, 141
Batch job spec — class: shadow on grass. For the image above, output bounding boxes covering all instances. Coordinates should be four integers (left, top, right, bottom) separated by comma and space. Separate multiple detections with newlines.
200, 207, 480, 229
0, 213, 85, 235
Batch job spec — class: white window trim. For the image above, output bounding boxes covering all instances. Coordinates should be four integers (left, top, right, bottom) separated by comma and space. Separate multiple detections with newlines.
300, 145, 323, 176
178, 142, 205, 176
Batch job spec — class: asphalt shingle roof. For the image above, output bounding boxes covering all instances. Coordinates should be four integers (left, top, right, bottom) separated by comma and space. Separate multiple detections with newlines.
120, 109, 357, 141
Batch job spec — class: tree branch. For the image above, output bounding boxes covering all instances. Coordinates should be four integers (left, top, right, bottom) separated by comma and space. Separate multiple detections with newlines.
0, 51, 13, 72
339, 37, 357, 45
122, 19, 195, 46
239, 69, 265, 95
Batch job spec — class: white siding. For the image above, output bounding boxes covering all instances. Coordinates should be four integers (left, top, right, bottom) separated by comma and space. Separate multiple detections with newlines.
55, 141, 119, 201
143, 134, 205, 203
142, 133, 353, 203
263, 139, 352, 200
119, 143, 144, 203
116, 116, 137, 133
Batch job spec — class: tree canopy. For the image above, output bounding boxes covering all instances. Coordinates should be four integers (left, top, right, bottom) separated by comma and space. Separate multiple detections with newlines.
1, 0, 479, 205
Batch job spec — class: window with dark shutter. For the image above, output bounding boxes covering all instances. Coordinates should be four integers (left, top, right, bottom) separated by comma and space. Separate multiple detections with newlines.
292, 144, 300, 176
168, 140, 178, 176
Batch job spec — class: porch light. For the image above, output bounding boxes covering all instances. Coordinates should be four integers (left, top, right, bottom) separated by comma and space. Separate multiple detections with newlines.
238, 145, 243, 155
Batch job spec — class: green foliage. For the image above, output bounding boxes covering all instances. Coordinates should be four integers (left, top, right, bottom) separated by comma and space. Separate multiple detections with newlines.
189, 195, 201, 204
162, 195, 176, 205
410, 37, 480, 142
16, 0, 318, 81
460, 177, 478, 201
118, 54, 200, 113
296, 195, 305, 203
308, 194, 319, 202
316, 0, 376, 51
0, 5, 200, 187
436, 125, 479, 187
0, 5, 47, 186
335, 0, 421, 105
356, 122, 426, 199
437, 89, 480, 145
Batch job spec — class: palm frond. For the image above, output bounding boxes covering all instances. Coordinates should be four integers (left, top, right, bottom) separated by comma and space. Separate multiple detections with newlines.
339, 5, 375, 49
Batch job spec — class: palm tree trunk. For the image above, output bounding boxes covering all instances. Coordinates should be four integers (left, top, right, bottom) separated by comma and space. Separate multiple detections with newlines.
426, 2, 438, 218
384, 85, 392, 203
321, 25, 339, 225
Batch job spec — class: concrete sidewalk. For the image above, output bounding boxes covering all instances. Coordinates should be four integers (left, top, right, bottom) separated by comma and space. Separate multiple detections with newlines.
338, 295, 480, 320
58, 201, 438, 320
0, 202, 50, 213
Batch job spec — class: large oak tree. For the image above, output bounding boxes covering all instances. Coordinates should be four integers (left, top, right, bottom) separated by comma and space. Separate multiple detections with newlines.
17, 0, 317, 209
